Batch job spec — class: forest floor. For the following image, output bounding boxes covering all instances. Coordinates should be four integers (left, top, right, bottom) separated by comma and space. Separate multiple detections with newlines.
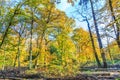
0, 65, 120, 80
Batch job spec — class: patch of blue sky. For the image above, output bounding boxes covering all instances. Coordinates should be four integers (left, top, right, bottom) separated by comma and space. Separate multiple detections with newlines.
55, 0, 106, 31
55, 0, 89, 30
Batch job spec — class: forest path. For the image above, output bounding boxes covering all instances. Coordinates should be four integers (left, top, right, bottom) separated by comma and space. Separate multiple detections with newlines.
0, 68, 120, 80
80, 68, 120, 80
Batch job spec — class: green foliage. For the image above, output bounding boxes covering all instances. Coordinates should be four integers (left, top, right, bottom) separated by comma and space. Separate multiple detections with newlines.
49, 45, 58, 54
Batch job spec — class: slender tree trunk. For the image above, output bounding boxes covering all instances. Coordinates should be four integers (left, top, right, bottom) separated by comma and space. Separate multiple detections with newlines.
0, 3, 21, 48
90, 0, 107, 68
85, 17, 102, 67
0, 17, 13, 48
34, 30, 45, 68
17, 34, 21, 71
34, 59, 38, 69
29, 10, 33, 69
41, 31, 45, 67
13, 35, 21, 68
108, 0, 120, 48
13, 35, 21, 71
3, 45, 6, 70
14, 54, 17, 67
34, 35, 40, 68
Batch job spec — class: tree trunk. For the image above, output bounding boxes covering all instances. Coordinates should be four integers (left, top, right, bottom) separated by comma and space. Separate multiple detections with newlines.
14, 54, 17, 67
34, 29, 45, 68
108, 0, 120, 48
0, 3, 22, 48
3, 45, 6, 70
89, 0, 107, 68
29, 9, 33, 69
17, 34, 21, 71
34, 35, 40, 68
85, 17, 102, 67
13, 30, 23, 68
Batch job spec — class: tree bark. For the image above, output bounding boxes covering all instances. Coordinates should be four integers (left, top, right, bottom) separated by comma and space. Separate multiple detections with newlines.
3, 44, 6, 70
34, 35, 40, 68
85, 17, 102, 67
0, 2, 22, 48
89, 0, 107, 68
17, 34, 21, 71
108, 0, 120, 48
29, 9, 33, 69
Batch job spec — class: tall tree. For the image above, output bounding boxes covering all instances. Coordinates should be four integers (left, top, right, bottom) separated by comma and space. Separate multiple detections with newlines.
0, 1, 24, 48
89, 0, 107, 68
80, 13, 102, 67
29, 7, 34, 69
108, 0, 120, 48
13, 22, 25, 71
